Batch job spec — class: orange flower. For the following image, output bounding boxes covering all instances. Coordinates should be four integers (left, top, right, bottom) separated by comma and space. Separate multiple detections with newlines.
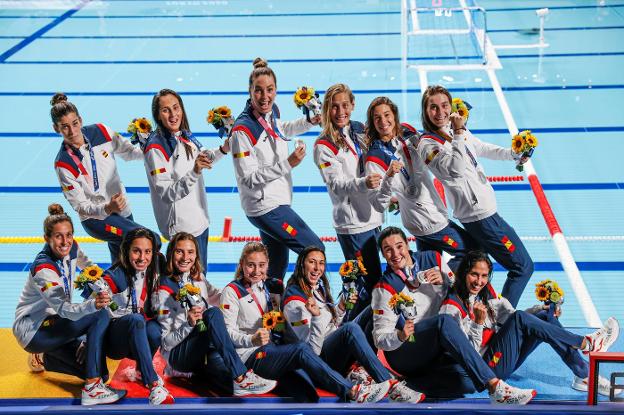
217, 106, 232, 118
535, 286, 549, 301
206, 110, 216, 124
339, 261, 354, 277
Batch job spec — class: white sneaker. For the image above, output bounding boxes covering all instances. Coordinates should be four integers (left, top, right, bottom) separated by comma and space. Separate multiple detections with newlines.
27, 353, 45, 373
489, 380, 536, 405
584, 317, 620, 354
388, 380, 425, 403
346, 364, 373, 386
81, 379, 126, 406
232, 370, 277, 396
164, 364, 193, 379
149, 382, 174, 405
351, 379, 391, 403
571, 375, 623, 397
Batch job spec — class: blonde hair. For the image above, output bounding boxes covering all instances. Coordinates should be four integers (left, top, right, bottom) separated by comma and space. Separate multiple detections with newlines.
235, 242, 269, 281
248, 57, 277, 91
43, 203, 73, 237
320, 83, 358, 151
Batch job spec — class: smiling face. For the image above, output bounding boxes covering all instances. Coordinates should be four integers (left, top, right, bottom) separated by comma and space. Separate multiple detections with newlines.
372, 104, 396, 142
330, 92, 354, 129
250, 74, 277, 115
303, 250, 326, 287
426, 93, 452, 130
241, 251, 268, 286
157, 93, 183, 134
380, 234, 412, 272
172, 239, 196, 274
53, 112, 84, 147
45, 221, 74, 259
128, 237, 153, 273
466, 260, 490, 296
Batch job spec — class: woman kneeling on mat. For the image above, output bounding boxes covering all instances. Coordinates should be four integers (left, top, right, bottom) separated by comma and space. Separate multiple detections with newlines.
440, 250, 620, 397
99, 228, 173, 404
220, 242, 392, 403
283, 246, 425, 403
154, 232, 276, 396
14, 204, 124, 405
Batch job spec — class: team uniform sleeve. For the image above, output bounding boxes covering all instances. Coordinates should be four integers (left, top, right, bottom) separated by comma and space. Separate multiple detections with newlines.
493, 297, 516, 326
417, 137, 467, 179
283, 299, 316, 351
33, 267, 97, 320
56, 164, 107, 218
439, 302, 482, 352
154, 287, 192, 352
313, 143, 368, 195
371, 286, 403, 351
203, 278, 222, 307
466, 130, 515, 161
276, 116, 314, 138
365, 158, 394, 213
230, 129, 292, 189
219, 286, 254, 348
144, 144, 202, 204
108, 125, 143, 161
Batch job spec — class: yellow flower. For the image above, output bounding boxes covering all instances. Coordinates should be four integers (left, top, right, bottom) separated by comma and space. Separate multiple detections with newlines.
206, 110, 217, 124
263, 311, 277, 330
184, 284, 201, 296
339, 261, 354, 277
127, 120, 138, 134
388, 294, 399, 309
525, 133, 538, 148
399, 292, 414, 305
83, 265, 103, 281
535, 286, 549, 301
357, 259, 368, 275
293, 86, 315, 108
216, 106, 232, 118
135, 117, 152, 134
452, 98, 469, 120
550, 291, 561, 303
512, 135, 525, 153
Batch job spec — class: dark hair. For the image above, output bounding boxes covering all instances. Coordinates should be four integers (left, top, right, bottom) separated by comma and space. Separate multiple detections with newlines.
452, 251, 495, 318
235, 242, 269, 281
116, 228, 160, 317
365, 96, 402, 147
377, 226, 408, 250
286, 246, 336, 321
151, 89, 191, 134
165, 232, 203, 281
421, 85, 453, 133
50, 93, 80, 125
248, 57, 277, 91
43, 203, 74, 238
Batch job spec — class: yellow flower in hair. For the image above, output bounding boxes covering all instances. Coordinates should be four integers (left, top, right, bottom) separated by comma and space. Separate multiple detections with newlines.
294, 86, 315, 108
511, 135, 525, 154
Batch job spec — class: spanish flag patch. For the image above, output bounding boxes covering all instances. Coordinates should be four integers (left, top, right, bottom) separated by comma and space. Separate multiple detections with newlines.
282, 222, 298, 237
234, 151, 250, 159
150, 168, 166, 176
61, 185, 74, 192
488, 351, 502, 367
105, 224, 123, 236
40, 281, 59, 292
158, 309, 169, 315
501, 236, 515, 253
425, 149, 439, 165
442, 235, 459, 248
220, 304, 230, 310
255, 351, 267, 359
318, 162, 331, 169
291, 319, 308, 327
373, 309, 384, 315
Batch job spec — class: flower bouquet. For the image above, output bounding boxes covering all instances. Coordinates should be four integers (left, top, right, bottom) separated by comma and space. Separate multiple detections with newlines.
511, 130, 538, 172
389, 292, 416, 342
75, 265, 118, 311
177, 284, 207, 332
127, 117, 153, 148
262, 310, 285, 344
293, 86, 322, 122
534, 279, 564, 305
451, 97, 471, 120
206, 105, 235, 139
338, 259, 367, 311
